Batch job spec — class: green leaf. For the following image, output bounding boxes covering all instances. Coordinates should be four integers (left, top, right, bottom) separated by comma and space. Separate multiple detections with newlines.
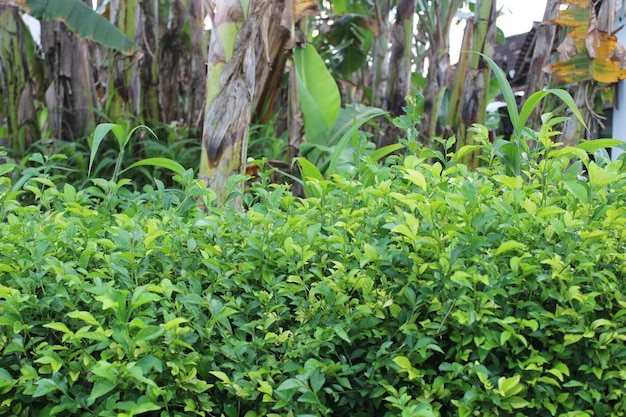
134, 326, 165, 343
576, 139, 625, 152
277, 378, 304, 391
543, 89, 587, 131
294, 44, 341, 131
327, 105, 387, 147
369, 143, 404, 162
0, 162, 16, 177
43, 322, 73, 334
497, 375, 524, 397
0, 368, 15, 394
310, 368, 325, 393
295, 74, 329, 145
499, 142, 521, 176
518, 90, 550, 130
90, 123, 125, 177
210, 371, 231, 384
476, 53, 519, 134
495, 240, 526, 256
89, 379, 117, 402
333, 324, 351, 343
564, 181, 589, 205
124, 158, 186, 177
133, 396, 162, 414
67, 311, 100, 326
295, 157, 323, 182
32, 378, 58, 398
325, 106, 387, 175
25, 0, 136, 52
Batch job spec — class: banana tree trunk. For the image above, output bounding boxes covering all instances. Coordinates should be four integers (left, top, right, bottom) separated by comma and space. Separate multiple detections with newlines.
200, 0, 268, 206
523, 0, 560, 130
187, 0, 208, 128
250, 0, 319, 159
0, 5, 43, 153
372, 0, 391, 108
41, 20, 98, 140
420, 0, 463, 139
139, 0, 160, 123
107, 0, 142, 121
159, 0, 208, 129
379, 0, 415, 148
452, 0, 496, 169
562, 82, 588, 146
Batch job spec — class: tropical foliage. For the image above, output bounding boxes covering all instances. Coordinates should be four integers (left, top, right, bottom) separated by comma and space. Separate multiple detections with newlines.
1, 3, 624, 414
1, 116, 626, 415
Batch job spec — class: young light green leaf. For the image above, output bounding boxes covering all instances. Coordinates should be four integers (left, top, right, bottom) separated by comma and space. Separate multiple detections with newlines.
453, 145, 482, 162
295, 157, 324, 182
564, 180, 589, 205
67, 311, 100, 327
134, 326, 165, 343
43, 322, 73, 334
497, 375, 524, 397
576, 139, 625, 152
210, 371, 231, 384
369, 143, 404, 162
123, 158, 186, 177
495, 240, 526, 256
90, 123, 125, 177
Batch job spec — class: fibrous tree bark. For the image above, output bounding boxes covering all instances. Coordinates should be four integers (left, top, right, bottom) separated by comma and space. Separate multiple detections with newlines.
200, 0, 269, 206
42, 20, 98, 140
0, 5, 43, 152
372, 0, 391, 108
449, 0, 496, 169
419, 0, 464, 139
107, 0, 142, 121
523, 0, 561, 130
379, 0, 415, 148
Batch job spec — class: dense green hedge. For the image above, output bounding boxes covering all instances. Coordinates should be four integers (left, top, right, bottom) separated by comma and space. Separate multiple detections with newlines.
1, 138, 626, 416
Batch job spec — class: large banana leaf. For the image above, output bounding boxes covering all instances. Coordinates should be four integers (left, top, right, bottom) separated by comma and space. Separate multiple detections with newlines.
294, 44, 341, 143
23, 0, 136, 53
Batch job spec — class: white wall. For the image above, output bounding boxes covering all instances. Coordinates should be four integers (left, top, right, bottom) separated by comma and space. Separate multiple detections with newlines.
613, 3, 626, 160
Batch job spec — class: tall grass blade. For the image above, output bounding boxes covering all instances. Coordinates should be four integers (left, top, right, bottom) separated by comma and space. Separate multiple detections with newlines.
90, 123, 124, 177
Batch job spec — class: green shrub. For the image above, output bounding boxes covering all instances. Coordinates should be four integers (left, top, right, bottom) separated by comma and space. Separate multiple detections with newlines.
1, 130, 626, 416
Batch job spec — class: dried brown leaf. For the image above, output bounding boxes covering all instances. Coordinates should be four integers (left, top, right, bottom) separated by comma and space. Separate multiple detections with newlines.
557, 35, 577, 61
608, 42, 626, 69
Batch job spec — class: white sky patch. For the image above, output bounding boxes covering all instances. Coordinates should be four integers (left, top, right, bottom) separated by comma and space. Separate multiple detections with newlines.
450, 0, 548, 64
21, 14, 41, 47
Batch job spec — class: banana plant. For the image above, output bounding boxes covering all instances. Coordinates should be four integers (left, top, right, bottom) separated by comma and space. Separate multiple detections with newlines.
550, 0, 626, 145
18, 0, 136, 53
448, 0, 496, 169
1, 0, 136, 153
293, 43, 387, 174
0, 4, 43, 153
417, 0, 465, 139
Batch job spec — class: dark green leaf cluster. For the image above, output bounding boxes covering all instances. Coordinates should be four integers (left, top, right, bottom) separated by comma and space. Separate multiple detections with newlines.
1, 141, 626, 416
